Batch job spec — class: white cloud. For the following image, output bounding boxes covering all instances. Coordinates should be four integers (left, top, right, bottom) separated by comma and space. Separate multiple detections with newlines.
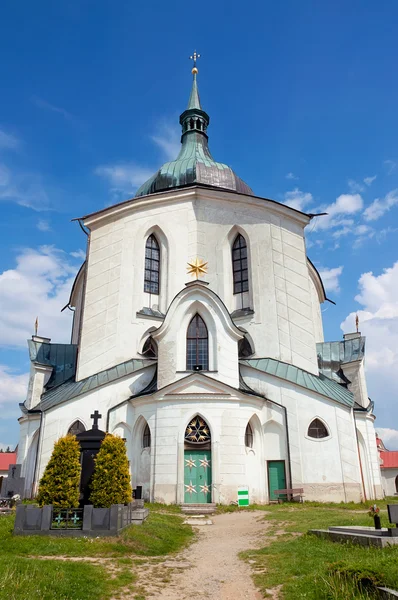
377, 428, 398, 451
341, 261, 398, 427
32, 96, 74, 122
314, 193, 363, 230
0, 162, 50, 210
95, 163, 154, 197
283, 188, 313, 211
384, 160, 397, 175
0, 128, 20, 150
0, 245, 77, 348
364, 175, 376, 186
37, 219, 51, 232
318, 266, 343, 293
285, 172, 298, 180
363, 189, 398, 222
0, 366, 29, 419
70, 249, 86, 260
151, 123, 180, 161
348, 179, 365, 193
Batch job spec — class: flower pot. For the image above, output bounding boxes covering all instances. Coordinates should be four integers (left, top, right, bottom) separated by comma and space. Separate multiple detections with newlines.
374, 515, 381, 530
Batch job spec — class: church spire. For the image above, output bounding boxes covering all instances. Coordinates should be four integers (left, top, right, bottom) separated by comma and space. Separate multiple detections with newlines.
180, 51, 209, 140
187, 51, 202, 110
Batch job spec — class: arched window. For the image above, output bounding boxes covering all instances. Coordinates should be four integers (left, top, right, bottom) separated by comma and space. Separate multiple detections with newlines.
238, 336, 254, 358
395, 475, 398, 494
185, 416, 211, 444
186, 314, 208, 371
308, 418, 329, 439
143, 424, 151, 449
144, 234, 160, 295
232, 234, 249, 294
68, 420, 85, 436
142, 336, 158, 358
245, 422, 253, 448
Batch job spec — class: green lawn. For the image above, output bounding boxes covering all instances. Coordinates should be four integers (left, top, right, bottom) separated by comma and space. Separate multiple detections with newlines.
0, 504, 194, 600
238, 499, 398, 599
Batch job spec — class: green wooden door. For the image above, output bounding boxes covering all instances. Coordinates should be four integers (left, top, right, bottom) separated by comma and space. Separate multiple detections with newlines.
184, 450, 212, 503
268, 460, 286, 501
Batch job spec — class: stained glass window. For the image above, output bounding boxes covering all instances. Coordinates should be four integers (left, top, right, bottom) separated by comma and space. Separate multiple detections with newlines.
308, 418, 329, 439
144, 235, 160, 295
68, 421, 85, 436
186, 314, 208, 370
185, 416, 211, 443
143, 424, 151, 448
232, 234, 249, 294
245, 422, 253, 448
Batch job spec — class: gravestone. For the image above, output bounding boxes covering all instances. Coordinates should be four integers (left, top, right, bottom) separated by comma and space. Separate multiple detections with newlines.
76, 410, 105, 506
388, 504, 398, 527
0, 464, 25, 498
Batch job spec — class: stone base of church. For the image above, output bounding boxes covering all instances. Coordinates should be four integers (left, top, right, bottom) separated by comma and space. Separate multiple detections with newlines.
302, 483, 379, 503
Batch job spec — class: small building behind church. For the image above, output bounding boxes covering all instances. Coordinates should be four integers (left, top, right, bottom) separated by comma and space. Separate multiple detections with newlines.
16, 62, 383, 505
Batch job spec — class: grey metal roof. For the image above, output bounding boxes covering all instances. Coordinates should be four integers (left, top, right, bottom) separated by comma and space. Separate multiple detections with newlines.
28, 340, 78, 389
240, 358, 354, 407
317, 337, 366, 383
40, 358, 157, 411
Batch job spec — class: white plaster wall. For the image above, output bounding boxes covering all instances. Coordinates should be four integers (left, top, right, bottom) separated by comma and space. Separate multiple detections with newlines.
381, 469, 398, 496
77, 188, 321, 381
35, 366, 155, 484
241, 364, 366, 501
354, 414, 383, 500
308, 274, 324, 343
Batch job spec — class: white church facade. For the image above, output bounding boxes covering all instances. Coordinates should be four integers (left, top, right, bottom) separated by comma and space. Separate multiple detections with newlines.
17, 64, 383, 504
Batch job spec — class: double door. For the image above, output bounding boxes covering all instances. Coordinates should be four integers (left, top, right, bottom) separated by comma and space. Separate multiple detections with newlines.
184, 449, 212, 504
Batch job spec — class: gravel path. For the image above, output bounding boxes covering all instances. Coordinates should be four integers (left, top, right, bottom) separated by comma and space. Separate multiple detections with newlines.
147, 511, 268, 600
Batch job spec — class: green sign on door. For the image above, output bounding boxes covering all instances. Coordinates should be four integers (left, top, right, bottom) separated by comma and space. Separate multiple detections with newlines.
268, 460, 286, 501
184, 450, 212, 503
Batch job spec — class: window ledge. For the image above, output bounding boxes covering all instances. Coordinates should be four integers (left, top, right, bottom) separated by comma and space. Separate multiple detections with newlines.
136, 307, 165, 321
231, 308, 254, 319
176, 370, 218, 374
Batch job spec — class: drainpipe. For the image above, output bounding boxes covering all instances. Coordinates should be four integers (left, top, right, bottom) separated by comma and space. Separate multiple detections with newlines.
32, 410, 44, 498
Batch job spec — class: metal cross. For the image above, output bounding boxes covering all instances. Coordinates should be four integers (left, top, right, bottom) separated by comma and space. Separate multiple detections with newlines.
189, 51, 200, 67
71, 512, 80, 525
90, 410, 102, 430
55, 513, 63, 525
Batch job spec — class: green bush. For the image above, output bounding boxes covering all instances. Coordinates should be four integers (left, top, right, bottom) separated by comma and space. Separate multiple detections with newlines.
36, 435, 81, 508
89, 434, 132, 508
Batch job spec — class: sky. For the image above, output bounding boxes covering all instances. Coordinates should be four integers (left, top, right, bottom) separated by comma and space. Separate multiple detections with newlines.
0, 0, 398, 451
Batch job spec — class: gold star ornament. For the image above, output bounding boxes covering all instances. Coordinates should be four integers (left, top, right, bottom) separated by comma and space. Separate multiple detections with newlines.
187, 257, 208, 279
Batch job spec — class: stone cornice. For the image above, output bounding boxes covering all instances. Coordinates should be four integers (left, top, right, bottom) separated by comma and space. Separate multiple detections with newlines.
79, 186, 312, 230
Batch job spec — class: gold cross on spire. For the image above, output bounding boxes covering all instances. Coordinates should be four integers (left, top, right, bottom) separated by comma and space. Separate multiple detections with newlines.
189, 50, 200, 74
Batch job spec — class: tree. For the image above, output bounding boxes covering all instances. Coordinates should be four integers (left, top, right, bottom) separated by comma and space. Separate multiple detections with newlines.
89, 434, 132, 508
37, 435, 81, 508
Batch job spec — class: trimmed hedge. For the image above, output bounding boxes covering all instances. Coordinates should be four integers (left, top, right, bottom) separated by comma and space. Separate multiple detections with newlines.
89, 434, 132, 508
37, 435, 81, 508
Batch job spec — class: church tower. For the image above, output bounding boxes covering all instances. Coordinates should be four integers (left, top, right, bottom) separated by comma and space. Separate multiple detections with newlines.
17, 57, 383, 504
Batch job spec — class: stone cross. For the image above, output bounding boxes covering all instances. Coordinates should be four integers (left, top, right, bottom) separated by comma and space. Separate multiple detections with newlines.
189, 51, 201, 68
90, 410, 102, 430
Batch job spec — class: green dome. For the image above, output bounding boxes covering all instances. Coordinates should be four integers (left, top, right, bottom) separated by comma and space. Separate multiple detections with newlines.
135, 71, 253, 198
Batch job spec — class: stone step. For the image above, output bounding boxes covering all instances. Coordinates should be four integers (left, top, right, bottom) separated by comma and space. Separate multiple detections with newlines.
181, 503, 216, 515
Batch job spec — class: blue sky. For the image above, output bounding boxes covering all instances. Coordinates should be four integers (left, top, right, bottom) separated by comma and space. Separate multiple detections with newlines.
1, 1, 398, 449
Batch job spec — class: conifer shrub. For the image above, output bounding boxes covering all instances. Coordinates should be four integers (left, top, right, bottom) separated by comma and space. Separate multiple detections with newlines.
89, 434, 132, 508
36, 435, 81, 508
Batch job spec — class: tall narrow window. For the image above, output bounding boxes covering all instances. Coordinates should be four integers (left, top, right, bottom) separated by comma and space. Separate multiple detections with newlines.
232, 234, 249, 294
186, 314, 209, 371
144, 234, 160, 295
245, 422, 253, 448
143, 424, 151, 449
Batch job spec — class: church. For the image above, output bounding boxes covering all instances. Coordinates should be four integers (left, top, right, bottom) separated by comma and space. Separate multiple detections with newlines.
16, 59, 383, 505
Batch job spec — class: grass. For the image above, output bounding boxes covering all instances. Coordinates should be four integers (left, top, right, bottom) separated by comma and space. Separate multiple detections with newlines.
0, 503, 194, 599
239, 498, 398, 599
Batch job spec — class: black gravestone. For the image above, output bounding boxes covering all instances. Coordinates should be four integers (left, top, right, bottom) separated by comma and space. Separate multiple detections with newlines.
76, 411, 105, 506
1, 464, 25, 498
388, 504, 398, 527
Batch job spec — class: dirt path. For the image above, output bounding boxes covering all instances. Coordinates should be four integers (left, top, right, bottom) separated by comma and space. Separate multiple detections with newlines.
140, 511, 269, 600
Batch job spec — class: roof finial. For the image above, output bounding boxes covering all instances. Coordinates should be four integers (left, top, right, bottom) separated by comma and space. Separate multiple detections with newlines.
189, 50, 200, 75
34, 316, 39, 337
355, 314, 359, 333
